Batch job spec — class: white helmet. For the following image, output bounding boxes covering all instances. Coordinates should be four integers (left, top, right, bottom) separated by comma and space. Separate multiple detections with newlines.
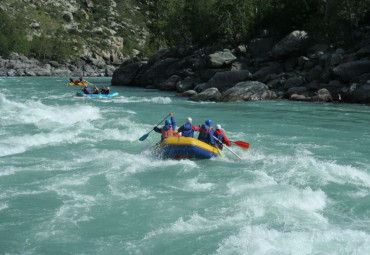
186, 117, 192, 124
216, 124, 221, 130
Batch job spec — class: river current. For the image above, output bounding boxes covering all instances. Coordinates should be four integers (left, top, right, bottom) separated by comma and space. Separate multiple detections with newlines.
1, 77, 370, 254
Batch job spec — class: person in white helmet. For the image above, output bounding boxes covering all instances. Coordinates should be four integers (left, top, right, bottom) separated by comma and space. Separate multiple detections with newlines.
177, 117, 200, 137
214, 124, 232, 150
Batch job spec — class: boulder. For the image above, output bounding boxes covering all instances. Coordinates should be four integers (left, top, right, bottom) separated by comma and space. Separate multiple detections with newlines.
290, 94, 310, 101
202, 70, 252, 92
159, 75, 181, 90
287, 87, 309, 97
349, 83, 370, 104
312, 88, 333, 102
270, 30, 312, 59
221, 81, 278, 102
206, 50, 237, 68
284, 76, 305, 89
333, 60, 370, 82
134, 58, 181, 87
111, 59, 146, 85
176, 77, 197, 92
178, 90, 198, 97
190, 88, 222, 102
252, 62, 283, 82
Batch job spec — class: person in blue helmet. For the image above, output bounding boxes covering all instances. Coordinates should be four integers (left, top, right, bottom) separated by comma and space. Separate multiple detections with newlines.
82, 85, 90, 94
198, 119, 215, 145
178, 117, 200, 137
154, 113, 176, 141
92, 85, 100, 94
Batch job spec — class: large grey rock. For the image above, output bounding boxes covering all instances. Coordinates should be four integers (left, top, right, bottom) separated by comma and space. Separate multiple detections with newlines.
190, 88, 222, 102
333, 60, 370, 82
349, 83, 370, 103
221, 81, 278, 102
176, 77, 197, 92
202, 70, 252, 92
284, 76, 305, 89
111, 59, 146, 85
159, 75, 181, 90
179, 90, 197, 97
134, 58, 181, 86
206, 50, 237, 68
312, 88, 333, 102
252, 62, 283, 82
270, 31, 311, 58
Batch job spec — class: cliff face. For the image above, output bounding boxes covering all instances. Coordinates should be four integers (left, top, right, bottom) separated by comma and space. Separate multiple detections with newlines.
0, 0, 148, 64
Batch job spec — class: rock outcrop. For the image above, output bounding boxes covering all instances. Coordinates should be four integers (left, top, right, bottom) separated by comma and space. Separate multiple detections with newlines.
112, 29, 370, 104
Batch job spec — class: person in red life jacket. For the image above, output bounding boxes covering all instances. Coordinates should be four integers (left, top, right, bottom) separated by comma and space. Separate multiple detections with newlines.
92, 85, 100, 94
214, 124, 232, 150
82, 85, 90, 94
153, 113, 177, 141
198, 119, 215, 146
178, 117, 200, 137
100, 85, 109, 95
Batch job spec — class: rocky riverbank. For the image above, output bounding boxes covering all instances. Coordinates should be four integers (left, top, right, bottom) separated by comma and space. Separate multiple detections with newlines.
112, 29, 370, 105
0, 54, 120, 77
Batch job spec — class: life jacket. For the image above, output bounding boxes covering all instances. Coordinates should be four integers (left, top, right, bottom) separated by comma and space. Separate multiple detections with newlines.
161, 125, 173, 141
198, 125, 212, 143
214, 129, 224, 148
181, 123, 194, 137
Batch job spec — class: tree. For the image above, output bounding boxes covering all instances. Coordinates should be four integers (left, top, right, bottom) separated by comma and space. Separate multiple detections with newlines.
0, 9, 29, 58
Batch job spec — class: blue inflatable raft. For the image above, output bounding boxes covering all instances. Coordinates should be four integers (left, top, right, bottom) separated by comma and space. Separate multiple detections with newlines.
153, 137, 219, 159
76, 91, 119, 98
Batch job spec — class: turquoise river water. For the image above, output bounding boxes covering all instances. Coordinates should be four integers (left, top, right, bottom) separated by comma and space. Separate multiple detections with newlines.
1, 77, 370, 255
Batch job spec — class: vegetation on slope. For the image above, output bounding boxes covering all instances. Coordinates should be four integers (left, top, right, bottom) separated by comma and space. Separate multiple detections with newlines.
146, 0, 370, 49
0, 0, 148, 62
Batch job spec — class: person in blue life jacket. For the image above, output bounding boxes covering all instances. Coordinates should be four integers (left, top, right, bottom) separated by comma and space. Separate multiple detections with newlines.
154, 113, 177, 141
178, 117, 200, 137
82, 85, 90, 94
198, 119, 215, 145
214, 124, 232, 150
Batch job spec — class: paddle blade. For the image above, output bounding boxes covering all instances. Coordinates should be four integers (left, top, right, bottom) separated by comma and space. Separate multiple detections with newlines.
139, 133, 149, 141
233, 141, 250, 150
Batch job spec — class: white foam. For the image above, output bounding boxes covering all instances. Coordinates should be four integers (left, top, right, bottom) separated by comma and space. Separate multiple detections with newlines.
0, 203, 8, 211
215, 226, 370, 254
0, 94, 101, 127
0, 129, 84, 157
144, 212, 215, 240
114, 96, 172, 104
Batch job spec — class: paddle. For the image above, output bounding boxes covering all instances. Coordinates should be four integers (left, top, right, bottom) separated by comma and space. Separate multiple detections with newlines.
213, 136, 242, 160
139, 114, 170, 141
231, 141, 250, 150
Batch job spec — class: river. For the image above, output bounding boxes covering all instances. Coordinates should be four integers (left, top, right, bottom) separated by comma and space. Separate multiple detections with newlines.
1, 77, 369, 254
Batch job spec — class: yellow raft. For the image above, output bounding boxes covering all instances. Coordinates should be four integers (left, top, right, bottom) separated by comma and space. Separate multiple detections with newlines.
153, 137, 219, 159
68, 82, 88, 86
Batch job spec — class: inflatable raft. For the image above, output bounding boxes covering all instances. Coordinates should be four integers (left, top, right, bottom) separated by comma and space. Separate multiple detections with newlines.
75, 91, 119, 98
153, 137, 219, 159
68, 82, 88, 86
